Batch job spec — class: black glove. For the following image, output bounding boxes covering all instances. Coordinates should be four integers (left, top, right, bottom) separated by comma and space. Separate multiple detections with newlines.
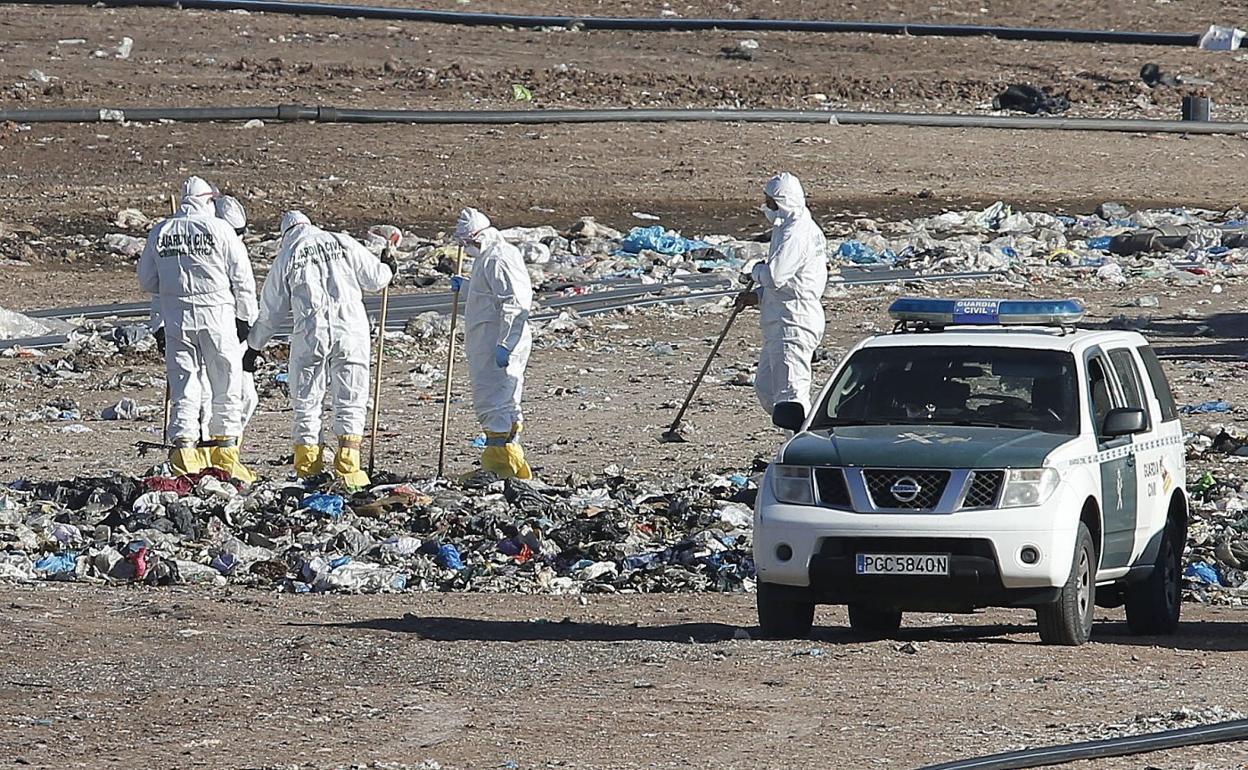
380, 246, 398, 274
242, 347, 261, 373
153, 326, 166, 355
236, 318, 251, 343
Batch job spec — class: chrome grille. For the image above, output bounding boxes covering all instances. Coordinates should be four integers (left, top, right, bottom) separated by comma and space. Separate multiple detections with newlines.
961, 470, 1004, 509
863, 469, 950, 510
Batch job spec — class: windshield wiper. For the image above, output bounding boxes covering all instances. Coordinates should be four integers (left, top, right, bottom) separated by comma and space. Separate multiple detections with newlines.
819, 418, 905, 427
925, 419, 1026, 429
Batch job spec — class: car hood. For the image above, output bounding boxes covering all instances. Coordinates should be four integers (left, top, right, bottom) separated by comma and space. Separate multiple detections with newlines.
779, 424, 1073, 469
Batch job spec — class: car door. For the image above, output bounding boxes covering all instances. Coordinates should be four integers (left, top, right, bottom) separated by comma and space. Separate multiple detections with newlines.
1085, 351, 1137, 570
1106, 347, 1164, 565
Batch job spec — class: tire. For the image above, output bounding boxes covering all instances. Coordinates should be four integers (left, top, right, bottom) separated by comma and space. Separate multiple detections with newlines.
1124, 523, 1182, 635
848, 604, 903, 636
1036, 522, 1096, 646
756, 581, 815, 639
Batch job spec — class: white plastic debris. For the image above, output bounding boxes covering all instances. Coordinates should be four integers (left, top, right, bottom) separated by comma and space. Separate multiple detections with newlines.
103, 233, 145, 257
1199, 24, 1245, 51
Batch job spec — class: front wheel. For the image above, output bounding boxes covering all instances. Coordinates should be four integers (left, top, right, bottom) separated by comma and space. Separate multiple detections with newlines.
1124, 523, 1182, 635
756, 581, 815, 639
1036, 522, 1096, 646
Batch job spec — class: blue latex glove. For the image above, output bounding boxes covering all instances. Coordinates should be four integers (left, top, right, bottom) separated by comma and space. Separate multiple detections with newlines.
495, 345, 510, 368
450, 275, 465, 293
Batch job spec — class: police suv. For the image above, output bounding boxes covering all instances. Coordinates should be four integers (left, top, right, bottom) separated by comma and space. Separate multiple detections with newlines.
755, 298, 1187, 645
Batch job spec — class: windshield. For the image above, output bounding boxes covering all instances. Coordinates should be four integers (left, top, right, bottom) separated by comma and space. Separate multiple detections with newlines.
812, 345, 1080, 435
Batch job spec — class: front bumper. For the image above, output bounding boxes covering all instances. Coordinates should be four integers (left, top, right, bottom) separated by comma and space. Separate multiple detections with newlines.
754, 477, 1082, 606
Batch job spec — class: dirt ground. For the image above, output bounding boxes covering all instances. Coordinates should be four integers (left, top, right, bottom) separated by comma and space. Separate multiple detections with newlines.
4, 1, 1248, 767
3, 586, 1248, 770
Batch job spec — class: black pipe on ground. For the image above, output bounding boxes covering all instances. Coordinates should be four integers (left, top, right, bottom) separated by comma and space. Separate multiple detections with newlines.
915, 718, 1248, 770
2, 105, 1247, 134
13, 0, 1207, 46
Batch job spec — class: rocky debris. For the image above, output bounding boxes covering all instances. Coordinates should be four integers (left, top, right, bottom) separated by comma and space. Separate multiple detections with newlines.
0, 466, 758, 595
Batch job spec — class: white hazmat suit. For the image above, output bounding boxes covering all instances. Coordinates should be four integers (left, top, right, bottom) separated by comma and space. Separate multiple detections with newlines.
248, 211, 393, 487
750, 173, 828, 418
149, 186, 258, 439
137, 176, 258, 480
457, 208, 534, 479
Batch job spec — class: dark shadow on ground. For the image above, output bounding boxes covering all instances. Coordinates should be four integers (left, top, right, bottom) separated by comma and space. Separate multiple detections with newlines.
305, 614, 1034, 644
1095, 620, 1248, 652
309, 614, 1248, 649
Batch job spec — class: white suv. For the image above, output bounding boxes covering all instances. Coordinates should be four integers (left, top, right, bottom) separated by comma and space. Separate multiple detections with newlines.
755, 298, 1188, 645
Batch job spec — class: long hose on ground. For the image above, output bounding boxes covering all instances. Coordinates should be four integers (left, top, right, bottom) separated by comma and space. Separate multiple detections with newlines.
0, 105, 1245, 134
915, 718, 1248, 770
13, 0, 1211, 46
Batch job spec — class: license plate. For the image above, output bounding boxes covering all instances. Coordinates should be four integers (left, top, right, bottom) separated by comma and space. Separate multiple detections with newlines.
855, 553, 949, 576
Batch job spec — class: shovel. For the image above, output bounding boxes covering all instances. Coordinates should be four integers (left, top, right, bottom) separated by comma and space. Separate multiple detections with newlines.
660, 278, 754, 443
161, 193, 177, 444
367, 226, 403, 476
436, 245, 466, 477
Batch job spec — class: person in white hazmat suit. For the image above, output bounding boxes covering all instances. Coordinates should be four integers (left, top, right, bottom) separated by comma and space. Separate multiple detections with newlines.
735, 173, 828, 420
244, 211, 395, 488
137, 176, 258, 481
454, 208, 534, 480
150, 184, 258, 452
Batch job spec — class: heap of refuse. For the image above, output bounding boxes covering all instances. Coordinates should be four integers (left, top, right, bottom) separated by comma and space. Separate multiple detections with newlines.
0, 466, 757, 594
93, 201, 1248, 297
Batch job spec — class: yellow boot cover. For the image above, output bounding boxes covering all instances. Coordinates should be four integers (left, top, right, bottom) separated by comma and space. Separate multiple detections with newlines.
293, 444, 324, 479
333, 435, 370, 489
209, 435, 256, 484
481, 430, 532, 480
169, 437, 207, 477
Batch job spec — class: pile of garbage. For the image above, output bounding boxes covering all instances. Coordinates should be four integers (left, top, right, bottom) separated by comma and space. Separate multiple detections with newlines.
0, 465, 757, 595
93, 201, 1248, 303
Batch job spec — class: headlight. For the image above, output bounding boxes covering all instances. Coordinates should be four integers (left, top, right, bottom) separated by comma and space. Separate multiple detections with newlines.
772, 465, 814, 505
1001, 468, 1061, 508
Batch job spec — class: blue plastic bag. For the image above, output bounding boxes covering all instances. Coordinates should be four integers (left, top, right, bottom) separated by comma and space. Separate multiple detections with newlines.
301, 493, 344, 520
1086, 236, 1112, 251
34, 552, 77, 575
619, 226, 712, 256
1185, 561, 1221, 586
436, 544, 464, 570
837, 240, 895, 264
1180, 399, 1232, 415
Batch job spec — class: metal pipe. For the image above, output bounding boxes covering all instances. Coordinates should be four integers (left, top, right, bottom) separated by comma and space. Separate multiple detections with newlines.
13, 0, 1206, 46
915, 718, 1248, 770
2, 105, 1247, 134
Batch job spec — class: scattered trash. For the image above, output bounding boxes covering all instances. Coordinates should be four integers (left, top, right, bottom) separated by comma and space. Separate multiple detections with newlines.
1181, 400, 1232, 415
619, 226, 714, 256
992, 83, 1070, 115
0, 467, 759, 594
101, 397, 140, 421
511, 83, 533, 101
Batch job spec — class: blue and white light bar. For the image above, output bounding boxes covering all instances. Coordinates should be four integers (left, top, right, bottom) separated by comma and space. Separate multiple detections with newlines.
888, 297, 1085, 327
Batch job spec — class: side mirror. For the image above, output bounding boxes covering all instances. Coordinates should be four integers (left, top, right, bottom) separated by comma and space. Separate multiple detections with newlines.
772, 401, 806, 432
1102, 407, 1147, 437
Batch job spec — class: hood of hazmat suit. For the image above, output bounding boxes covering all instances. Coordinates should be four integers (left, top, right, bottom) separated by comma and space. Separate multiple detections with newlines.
249, 213, 393, 487
749, 173, 829, 417
461, 211, 534, 479
138, 176, 259, 480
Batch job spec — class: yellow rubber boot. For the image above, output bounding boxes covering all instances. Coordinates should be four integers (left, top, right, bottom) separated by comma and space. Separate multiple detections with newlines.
169, 439, 207, 477
333, 435, 370, 489
481, 429, 532, 480
293, 444, 324, 479
208, 436, 256, 484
